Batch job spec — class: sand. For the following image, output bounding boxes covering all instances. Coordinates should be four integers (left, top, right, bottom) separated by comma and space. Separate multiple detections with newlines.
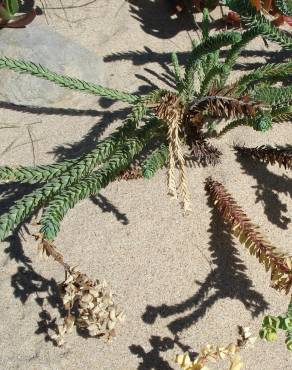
0, 1, 291, 369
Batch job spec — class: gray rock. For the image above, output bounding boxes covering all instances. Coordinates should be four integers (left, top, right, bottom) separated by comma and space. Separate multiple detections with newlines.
0, 24, 104, 108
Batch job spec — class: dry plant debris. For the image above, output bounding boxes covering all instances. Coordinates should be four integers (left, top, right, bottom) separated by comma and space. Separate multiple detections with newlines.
175, 326, 256, 370
234, 144, 292, 170
154, 92, 192, 212
35, 234, 125, 346
206, 178, 292, 294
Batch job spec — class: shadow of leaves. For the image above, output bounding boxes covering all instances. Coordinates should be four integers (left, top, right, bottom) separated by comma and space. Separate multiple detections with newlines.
128, 0, 197, 39
235, 150, 292, 230
142, 195, 269, 335
50, 106, 131, 161
0, 101, 100, 117
130, 334, 194, 370
90, 193, 129, 225
3, 227, 65, 344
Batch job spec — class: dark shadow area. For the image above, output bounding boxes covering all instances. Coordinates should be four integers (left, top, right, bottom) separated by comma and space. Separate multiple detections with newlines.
244, 47, 291, 64
51, 106, 130, 161
0, 182, 39, 216
0, 101, 100, 117
104, 46, 290, 74
104, 47, 184, 66
128, 0, 198, 39
105, 48, 264, 76
0, 104, 132, 239
142, 195, 269, 335
3, 227, 64, 344
128, 0, 292, 46
235, 150, 292, 230
90, 193, 129, 225
130, 336, 174, 370
139, 66, 176, 90
19, 0, 42, 14
129, 335, 194, 370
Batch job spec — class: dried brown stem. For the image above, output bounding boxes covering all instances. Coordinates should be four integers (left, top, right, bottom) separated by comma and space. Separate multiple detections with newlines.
186, 133, 222, 167
34, 233, 69, 269
188, 95, 258, 121
154, 92, 191, 211
183, 125, 222, 167
206, 177, 292, 294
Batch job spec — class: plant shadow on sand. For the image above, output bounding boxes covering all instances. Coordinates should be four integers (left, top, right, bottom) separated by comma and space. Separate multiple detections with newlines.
234, 149, 292, 230
3, 225, 65, 344
1, 189, 129, 343
0, 84, 151, 338
0, 101, 132, 223
0, 182, 64, 343
142, 193, 269, 336
104, 46, 291, 82
128, 0, 198, 39
129, 335, 195, 370
107, 0, 291, 89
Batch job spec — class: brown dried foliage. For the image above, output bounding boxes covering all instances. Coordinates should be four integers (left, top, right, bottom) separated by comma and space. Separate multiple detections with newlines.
154, 92, 192, 212
234, 145, 292, 170
206, 178, 292, 294
184, 128, 222, 167
188, 96, 258, 122
34, 234, 125, 346
153, 92, 184, 121
186, 138, 222, 167
118, 166, 142, 180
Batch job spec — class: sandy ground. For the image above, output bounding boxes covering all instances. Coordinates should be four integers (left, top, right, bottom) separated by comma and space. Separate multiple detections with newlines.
0, 1, 292, 369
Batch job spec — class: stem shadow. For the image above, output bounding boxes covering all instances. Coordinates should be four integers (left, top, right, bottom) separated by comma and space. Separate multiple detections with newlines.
234, 150, 292, 230
142, 193, 269, 335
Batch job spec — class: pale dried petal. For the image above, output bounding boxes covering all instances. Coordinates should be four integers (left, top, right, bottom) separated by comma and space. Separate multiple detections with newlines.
107, 320, 116, 331
227, 343, 237, 354
81, 294, 93, 303
229, 355, 244, 370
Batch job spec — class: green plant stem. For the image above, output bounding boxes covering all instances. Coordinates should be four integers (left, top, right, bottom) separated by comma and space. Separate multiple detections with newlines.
252, 86, 292, 105
0, 57, 139, 104
225, 0, 292, 49
235, 61, 292, 95
0, 103, 147, 184
171, 52, 183, 92
0, 104, 148, 241
220, 28, 264, 86
141, 143, 169, 179
200, 63, 229, 96
184, 32, 241, 100
40, 120, 163, 240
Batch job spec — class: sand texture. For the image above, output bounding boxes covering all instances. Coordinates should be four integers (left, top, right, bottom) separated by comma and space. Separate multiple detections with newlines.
0, 1, 291, 369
